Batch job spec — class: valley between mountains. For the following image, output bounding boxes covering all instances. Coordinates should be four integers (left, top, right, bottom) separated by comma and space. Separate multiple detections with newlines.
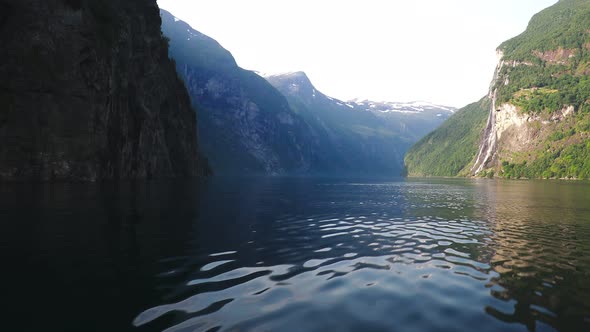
160, 9, 454, 177
162, 0, 590, 181
1, 1, 588, 181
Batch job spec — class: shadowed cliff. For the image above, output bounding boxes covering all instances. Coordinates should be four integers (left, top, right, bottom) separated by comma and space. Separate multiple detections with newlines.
0, 0, 209, 181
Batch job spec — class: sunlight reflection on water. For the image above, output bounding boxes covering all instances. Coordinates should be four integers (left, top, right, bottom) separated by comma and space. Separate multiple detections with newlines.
2, 178, 589, 331
130, 178, 590, 332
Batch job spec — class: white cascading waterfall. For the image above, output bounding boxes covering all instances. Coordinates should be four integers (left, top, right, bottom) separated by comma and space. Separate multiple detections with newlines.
471, 51, 505, 175
471, 89, 497, 174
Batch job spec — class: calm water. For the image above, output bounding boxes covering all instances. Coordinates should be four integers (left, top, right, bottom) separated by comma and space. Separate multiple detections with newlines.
1, 177, 590, 331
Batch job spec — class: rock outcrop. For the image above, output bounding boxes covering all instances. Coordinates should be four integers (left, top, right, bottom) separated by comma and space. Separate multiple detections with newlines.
0, 0, 209, 181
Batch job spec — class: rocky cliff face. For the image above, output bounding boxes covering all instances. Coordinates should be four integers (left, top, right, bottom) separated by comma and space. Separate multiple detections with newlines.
0, 0, 208, 181
471, 100, 569, 174
405, 0, 590, 179
161, 10, 312, 175
471, 0, 590, 178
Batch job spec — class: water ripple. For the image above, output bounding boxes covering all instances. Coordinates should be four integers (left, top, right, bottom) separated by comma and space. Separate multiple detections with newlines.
131, 179, 590, 331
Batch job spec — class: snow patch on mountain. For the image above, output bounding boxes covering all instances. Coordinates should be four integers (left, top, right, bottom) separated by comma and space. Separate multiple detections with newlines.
349, 99, 456, 114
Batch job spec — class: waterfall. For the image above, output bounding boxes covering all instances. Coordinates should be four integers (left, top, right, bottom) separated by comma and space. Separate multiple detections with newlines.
471, 89, 497, 174
470, 51, 505, 175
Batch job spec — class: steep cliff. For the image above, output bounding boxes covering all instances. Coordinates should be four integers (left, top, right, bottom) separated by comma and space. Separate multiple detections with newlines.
406, 0, 590, 179
472, 0, 590, 179
160, 10, 313, 175
0, 0, 208, 181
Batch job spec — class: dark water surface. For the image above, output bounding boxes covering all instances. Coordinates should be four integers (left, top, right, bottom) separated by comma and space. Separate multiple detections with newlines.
2, 177, 590, 331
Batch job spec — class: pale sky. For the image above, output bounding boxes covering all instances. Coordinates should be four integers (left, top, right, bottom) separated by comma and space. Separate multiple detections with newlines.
157, 0, 557, 107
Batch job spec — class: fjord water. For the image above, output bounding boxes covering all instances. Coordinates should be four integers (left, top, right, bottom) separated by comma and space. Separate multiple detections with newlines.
2, 178, 590, 331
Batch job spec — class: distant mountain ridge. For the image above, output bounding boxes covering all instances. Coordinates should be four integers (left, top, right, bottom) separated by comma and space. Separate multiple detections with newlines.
266, 72, 455, 175
266, 71, 406, 175
265, 72, 455, 143
262, 71, 456, 115
351, 99, 456, 142
350, 100, 455, 115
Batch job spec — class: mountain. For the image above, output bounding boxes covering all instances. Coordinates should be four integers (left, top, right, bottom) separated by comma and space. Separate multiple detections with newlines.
265, 72, 456, 175
405, 0, 590, 179
0, 0, 208, 181
348, 100, 455, 141
266, 72, 404, 175
404, 98, 490, 177
161, 10, 454, 176
160, 10, 314, 175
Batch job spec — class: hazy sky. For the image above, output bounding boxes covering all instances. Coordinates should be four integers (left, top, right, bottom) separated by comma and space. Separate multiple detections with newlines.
157, 0, 557, 107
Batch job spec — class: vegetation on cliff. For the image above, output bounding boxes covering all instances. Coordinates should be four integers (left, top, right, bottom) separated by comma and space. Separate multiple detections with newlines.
404, 98, 489, 177
492, 0, 590, 179
501, 141, 590, 179
498, 111, 590, 179
499, 0, 590, 61
405, 0, 590, 179
495, 0, 590, 113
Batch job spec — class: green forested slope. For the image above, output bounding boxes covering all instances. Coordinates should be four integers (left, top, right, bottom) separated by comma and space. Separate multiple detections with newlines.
500, 111, 590, 179
499, 0, 590, 61
496, 0, 590, 113
404, 98, 489, 177
493, 0, 590, 179
405, 0, 590, 179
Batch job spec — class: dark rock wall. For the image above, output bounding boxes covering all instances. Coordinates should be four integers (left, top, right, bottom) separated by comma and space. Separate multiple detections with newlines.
0, 0, 208, 181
